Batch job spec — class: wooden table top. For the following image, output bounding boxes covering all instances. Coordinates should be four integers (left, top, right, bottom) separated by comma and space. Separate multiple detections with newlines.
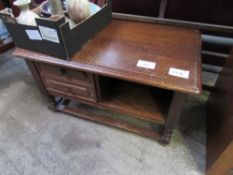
14, 19, 202, 94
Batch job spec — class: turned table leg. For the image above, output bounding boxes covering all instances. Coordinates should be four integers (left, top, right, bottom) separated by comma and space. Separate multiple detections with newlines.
160, 92, 187, 145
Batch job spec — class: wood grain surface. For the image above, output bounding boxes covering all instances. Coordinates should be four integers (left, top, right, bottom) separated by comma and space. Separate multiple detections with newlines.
14, 19, 201, 95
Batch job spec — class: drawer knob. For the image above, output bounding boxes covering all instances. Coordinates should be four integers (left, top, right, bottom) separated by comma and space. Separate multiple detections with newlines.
60, 68, 67, 75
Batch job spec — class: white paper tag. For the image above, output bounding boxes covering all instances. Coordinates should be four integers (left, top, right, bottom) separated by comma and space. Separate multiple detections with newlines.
137, 60, 156, 70
25, 30, 42, 40
169, 68, 190, 79
38, 26, 60, 43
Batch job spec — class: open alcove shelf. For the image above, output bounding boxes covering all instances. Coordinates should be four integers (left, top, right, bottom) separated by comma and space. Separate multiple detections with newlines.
97, 77, 172, 125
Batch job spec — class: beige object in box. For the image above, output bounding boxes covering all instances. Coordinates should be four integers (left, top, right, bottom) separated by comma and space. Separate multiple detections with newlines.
66, 0, 90, 23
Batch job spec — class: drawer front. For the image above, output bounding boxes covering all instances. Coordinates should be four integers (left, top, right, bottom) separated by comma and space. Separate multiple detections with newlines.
43, 77, 97, 102
38, 63, 94, 86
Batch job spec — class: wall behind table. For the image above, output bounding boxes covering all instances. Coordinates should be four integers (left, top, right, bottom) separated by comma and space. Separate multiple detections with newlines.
112, 0, 161, 17
165, 0, 233, 27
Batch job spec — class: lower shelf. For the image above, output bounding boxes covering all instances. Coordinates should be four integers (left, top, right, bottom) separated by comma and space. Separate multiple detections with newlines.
55, 99, 162, 140
98, 77, 173, 124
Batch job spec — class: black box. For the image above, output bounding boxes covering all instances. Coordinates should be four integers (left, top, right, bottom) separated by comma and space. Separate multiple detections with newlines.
0, 0, 112, 60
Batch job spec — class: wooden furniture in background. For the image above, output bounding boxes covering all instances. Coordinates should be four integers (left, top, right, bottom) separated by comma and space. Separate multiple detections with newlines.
112, 0, 233, 34
13, 19, 201, 145
112, 0, 161, 17
0, 0, 14, 54
207, 48, 233, 175
7, 0, 20, 17
0, 37, 14, 54
0, 1, 4, 9
165, 0, 233, 27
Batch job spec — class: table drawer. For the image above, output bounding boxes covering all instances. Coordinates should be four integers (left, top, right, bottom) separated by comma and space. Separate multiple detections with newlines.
38, 63, 94, 85
43, 78, 97, 102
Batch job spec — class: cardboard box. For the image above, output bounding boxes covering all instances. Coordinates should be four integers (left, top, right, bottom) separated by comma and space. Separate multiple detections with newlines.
0, 0, 112, 60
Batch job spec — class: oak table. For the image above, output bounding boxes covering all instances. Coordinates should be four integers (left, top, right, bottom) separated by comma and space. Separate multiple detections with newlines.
13, 19, 202, 145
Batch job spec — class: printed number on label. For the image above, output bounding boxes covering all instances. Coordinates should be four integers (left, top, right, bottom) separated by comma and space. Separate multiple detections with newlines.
137, 60, 156, 70
169, 68, 190, 79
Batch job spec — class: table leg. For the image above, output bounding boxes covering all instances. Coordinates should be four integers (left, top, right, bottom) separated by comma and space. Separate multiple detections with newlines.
160, 92, 187, 145
25, 60, 56, 110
